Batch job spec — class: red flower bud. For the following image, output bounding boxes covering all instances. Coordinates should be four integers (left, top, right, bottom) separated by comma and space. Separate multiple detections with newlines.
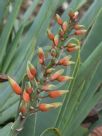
26, 87, 33, 94
48, 90, 69, 98
27, 65, 34, 80
74, 24, 85, 30
58, 56, 75, 66
62, 21, 68, 32
50, 69, 64, 81
38, 48, 44, 64
54, 35, 59, 46
20, 106, 27, 114
8, 76, 22, 95
56, 14, 63, 25
75, 29, 87, 35
27, 61, 36, 77
38, 102, 62, 112
23, 91, 30, 103
59, 29, 65, 36
57, 75, 73, 82
47, 29, 54, 40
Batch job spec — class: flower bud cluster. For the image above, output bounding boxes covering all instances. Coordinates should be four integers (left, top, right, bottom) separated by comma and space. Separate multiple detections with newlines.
8, 11, 86, 118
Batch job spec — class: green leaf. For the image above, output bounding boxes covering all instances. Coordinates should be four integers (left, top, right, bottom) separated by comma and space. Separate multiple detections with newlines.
56, 43, 102, 135
0, 123, 12, 136
0, 0, 23, 67
80, 0, 102, 28
40, 128, 62, 136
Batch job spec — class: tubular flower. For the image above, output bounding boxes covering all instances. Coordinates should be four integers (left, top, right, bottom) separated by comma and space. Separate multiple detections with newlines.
66, 43, 80, 52
48, 90, 69, 98
22, 91, 30, 103
27, 64, 34, 80
57, 75, 73, 82
27, 61, 36, 77
56, 14, 63, 25
62, 21, 68, 32
42, 84, 56, 91
58, 56, 75, 66
38, 102, 62, 112
54, 35, 59, 46
50, 69, 64, 81
47, 29, 54, 40
74, 24, 85, 30
8, 76, 22, 95
38, 48, 45, 64
75, 29, 87, 35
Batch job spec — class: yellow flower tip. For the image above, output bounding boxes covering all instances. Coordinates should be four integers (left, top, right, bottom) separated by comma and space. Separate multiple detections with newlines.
8, 76, 22, 95
47, 29, 54, 40
51, 102, 62, 108
38, 48, 44, 64
56, 14, 63, 25
50, 69, 64, 81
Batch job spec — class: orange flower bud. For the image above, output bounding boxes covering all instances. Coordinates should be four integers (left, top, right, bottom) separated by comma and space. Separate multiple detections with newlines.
38, 48, 44, 64
26, 87, 33, 94
38, 102, 62, 112
67, 46, 80, 52
27, 61, 36, 77
75, 29, 87, 35
57, 75, 73, 82
74, 24, 85, 30
54, 35, 59, 46
27, 65, 34, 80
56, 14, 63, 25
8, 76, 22, 95
50, 69, 64, 81
47, 29, 54, 40
69, 11, 79, 20
58, 56, 75, 66
48, 90, 69, 98
42, 84, 56, 91
62, 21, 68, 32
23, 91, 30, 102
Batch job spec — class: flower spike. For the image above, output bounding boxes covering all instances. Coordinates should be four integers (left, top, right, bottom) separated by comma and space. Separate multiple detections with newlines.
8, 76, 22, 95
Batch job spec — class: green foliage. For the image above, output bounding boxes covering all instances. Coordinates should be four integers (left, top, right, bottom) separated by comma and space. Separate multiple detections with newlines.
0, 0, 102, 136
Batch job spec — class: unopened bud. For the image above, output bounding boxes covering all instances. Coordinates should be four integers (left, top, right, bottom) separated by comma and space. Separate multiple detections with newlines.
54, 35, 59, 46
75, 29, 87, 35
38, 102, 62, 112
56, 14, 63, 25
47, 29, 54, 40
8, 76, 22, 95
62, 21, 68, 32
27, 61, 36, 77
50, 69, 64, 81
38, 48, 44, 64
67, 46, 80, 52
27, 65, 34, 80
19, 105, 27, 114
74, 24, 85, 30
57, 75, 73, 82
48, 90, 69, 98
42, 84, 56, 91
22, 91, 30, 102
26, 87, 33, 94
59, 29, 65, 36
58, 56, 75, 66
